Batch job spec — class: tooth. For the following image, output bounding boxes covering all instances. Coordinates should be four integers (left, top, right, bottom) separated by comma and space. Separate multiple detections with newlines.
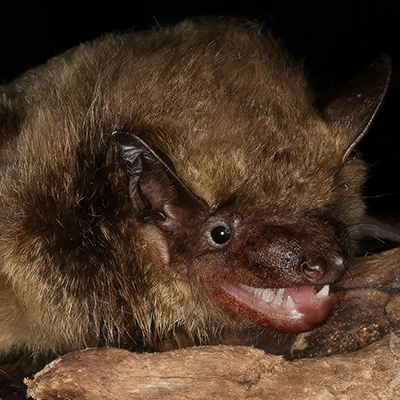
286, 295, 295, 309
249, 288, 260, 304
315, 284, 330, 299
273, 289, 285, 306
261, 288, 276, 302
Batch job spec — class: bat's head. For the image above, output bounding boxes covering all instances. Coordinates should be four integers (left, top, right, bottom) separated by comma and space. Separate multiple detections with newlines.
114, 50, 391, 334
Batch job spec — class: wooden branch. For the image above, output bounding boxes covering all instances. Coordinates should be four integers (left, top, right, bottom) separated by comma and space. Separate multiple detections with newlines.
25, 329, 400, 399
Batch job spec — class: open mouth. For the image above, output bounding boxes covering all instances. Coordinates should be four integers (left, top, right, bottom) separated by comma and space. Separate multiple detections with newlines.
219, 283, 339, 333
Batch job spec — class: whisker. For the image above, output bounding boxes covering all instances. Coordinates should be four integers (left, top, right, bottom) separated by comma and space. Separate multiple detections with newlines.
364, 191, 399, 199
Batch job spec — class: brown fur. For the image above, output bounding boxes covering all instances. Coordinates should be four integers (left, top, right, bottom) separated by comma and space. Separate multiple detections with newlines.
0, 20, 390, 360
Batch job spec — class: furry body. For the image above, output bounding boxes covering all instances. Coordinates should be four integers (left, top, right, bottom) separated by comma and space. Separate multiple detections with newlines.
0, 20, 390, 359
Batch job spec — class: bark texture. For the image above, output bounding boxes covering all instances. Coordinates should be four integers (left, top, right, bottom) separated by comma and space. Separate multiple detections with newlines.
25, 334, 400, 399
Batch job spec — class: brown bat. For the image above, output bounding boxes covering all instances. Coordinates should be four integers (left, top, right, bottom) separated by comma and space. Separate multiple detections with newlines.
0, 19, 392, 363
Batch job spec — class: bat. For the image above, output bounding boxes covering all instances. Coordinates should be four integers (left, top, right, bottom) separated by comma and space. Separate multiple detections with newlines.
0, 19, 392, 365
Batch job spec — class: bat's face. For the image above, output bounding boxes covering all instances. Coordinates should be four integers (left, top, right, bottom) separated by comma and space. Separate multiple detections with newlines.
181, 210, 348, 333
115, 129, 349, 335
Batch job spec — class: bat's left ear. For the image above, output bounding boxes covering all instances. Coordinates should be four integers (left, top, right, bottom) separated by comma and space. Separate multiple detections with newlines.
321, 54, 392, 162
112, 131, 209, 225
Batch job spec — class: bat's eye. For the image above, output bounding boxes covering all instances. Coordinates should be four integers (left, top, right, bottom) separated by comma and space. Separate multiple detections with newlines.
210, 226, 231, 245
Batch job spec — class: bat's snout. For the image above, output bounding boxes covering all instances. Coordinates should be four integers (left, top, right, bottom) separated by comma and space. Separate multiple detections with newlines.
209, 215, 349, 334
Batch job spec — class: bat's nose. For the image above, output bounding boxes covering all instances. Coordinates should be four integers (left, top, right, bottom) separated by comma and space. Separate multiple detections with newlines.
301, 259, 325, 281
301, 256, 345, 282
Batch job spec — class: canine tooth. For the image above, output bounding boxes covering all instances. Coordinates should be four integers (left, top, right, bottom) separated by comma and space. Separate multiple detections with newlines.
315, 284, 330, 299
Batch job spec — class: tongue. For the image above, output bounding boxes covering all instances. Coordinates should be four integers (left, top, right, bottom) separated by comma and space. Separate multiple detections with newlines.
219, 283, 339, 333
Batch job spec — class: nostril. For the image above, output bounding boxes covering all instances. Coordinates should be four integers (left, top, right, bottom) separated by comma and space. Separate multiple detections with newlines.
301, 259, 326, 281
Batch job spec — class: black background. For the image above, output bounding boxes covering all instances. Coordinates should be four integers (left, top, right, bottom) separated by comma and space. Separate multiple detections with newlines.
1, 0, 399, 214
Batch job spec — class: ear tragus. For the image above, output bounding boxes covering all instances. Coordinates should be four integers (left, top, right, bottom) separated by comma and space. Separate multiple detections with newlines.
112, 131, 209, 223
321, 54, 392, 162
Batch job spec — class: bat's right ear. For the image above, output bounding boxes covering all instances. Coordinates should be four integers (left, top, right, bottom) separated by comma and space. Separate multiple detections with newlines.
112, 131, 209, 225
321, 55, 392, 162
